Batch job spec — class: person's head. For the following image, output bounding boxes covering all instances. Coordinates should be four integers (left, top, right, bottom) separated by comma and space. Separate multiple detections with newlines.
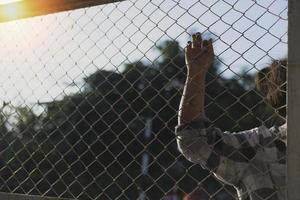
255, 59, 287, 117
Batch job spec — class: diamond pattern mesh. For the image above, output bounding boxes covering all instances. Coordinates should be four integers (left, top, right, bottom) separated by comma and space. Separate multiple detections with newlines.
0, 0, 287, 199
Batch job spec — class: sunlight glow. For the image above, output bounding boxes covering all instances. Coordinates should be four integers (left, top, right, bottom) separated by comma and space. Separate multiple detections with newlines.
0, 0, 23, 20
0, 0, 22, 5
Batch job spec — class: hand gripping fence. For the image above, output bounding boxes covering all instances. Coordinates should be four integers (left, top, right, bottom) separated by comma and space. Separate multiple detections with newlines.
0, 0, 288, 199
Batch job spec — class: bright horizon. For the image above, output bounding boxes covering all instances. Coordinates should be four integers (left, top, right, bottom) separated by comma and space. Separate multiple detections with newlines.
0, 0, 288, 109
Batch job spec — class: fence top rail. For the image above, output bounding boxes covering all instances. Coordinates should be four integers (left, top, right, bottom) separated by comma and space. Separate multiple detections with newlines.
0, 0, 124, 23
0, 192, 74, 200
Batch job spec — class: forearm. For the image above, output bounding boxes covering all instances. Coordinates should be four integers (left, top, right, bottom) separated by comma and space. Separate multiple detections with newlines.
178, 32, 213, 125
178, 72, 206, 125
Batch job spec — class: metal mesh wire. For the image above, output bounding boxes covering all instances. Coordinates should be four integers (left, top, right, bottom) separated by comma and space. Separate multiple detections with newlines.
0, 0, 287, 199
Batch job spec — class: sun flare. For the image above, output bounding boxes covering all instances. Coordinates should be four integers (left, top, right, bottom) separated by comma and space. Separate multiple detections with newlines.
0, 0, 23, 20
0, 0, 22, 5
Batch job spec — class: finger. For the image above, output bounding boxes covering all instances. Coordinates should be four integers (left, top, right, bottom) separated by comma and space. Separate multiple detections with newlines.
195, 32, 202, 43
207, 38, 214, 53
192, 34, 201, 48
202, 40, 209, 51
203, 39, 213, 53
185, 41, 192, 52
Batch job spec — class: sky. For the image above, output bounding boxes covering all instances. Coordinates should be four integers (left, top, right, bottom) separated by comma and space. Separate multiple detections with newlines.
0, 0, 288, 109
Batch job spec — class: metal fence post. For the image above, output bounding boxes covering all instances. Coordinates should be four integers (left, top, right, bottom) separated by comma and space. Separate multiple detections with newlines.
287, 0, 300, 199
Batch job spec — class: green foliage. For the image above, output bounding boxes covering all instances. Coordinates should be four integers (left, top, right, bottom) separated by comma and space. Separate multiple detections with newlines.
0, 39, 279, 199
0, 106, 8, 136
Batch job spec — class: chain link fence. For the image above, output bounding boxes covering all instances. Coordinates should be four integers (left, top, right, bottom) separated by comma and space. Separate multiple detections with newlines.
0, 0, 288, 199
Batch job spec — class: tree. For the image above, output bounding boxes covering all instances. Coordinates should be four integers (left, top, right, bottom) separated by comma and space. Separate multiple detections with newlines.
0, 39, 278, 200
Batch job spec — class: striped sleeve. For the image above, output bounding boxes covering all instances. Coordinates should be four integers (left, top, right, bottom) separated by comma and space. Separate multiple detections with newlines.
175, 119, 279, 185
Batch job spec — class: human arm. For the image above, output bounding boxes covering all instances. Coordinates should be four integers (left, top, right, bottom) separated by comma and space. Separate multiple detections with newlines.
176, 33, 285, 185
178, 32, 214, 124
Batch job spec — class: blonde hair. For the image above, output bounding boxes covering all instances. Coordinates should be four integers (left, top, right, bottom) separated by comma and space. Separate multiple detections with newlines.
255, 59, 287, 106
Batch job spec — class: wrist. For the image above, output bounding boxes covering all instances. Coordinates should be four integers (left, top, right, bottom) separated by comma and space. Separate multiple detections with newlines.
187, 63, 209, 75
187, 70, 207, 80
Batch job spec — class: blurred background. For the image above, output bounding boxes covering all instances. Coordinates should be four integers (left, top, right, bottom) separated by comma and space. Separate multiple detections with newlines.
0, 0, 287, 199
